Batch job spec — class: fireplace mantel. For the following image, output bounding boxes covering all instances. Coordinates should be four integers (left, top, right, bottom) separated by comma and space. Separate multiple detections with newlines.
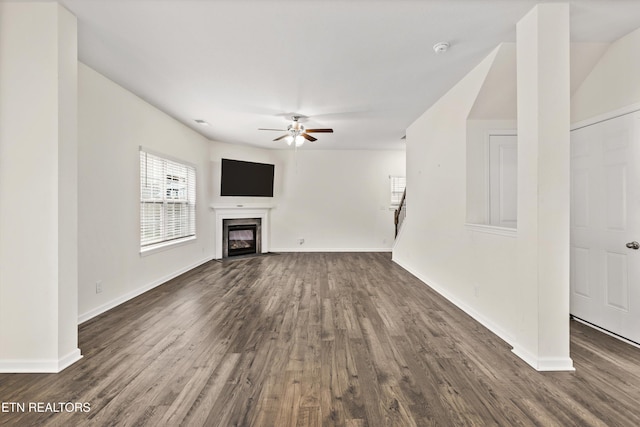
210, 204, 275, 259
210, 203, 275, 211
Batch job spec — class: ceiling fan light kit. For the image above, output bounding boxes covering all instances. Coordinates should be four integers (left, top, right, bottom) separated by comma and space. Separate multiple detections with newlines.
285, 135, 306, 147
258, 115, 333, 147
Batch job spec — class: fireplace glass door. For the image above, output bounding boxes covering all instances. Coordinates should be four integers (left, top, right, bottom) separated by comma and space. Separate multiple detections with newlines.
227, 225, 257, 257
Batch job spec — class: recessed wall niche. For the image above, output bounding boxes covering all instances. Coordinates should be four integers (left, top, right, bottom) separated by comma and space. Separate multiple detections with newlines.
465, 43, 518, 230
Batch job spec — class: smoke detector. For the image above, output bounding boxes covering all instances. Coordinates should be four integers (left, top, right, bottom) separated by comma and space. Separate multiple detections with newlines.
433, 42, 450, 54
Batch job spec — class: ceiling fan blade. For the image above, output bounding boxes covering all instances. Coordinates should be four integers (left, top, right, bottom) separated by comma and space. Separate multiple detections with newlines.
259, 128, 287, 131
301, 133, 317, 142
273, 134, 290, 141
305, 128, 333, 133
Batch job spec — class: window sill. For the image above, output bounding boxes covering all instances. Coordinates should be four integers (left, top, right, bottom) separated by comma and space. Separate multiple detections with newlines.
140, 236, 197, 257
464, 223, 517, 238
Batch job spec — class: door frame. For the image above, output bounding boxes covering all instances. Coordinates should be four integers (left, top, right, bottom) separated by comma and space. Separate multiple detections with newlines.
570, 101, 640, 348
572, 102, 640, 132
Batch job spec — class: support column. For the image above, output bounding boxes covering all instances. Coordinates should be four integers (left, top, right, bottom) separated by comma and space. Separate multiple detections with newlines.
0, 3, 81, 372
514, 3, 574, 371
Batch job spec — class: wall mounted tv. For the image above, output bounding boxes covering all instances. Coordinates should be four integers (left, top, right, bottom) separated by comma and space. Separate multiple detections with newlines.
220, 158, 275, 197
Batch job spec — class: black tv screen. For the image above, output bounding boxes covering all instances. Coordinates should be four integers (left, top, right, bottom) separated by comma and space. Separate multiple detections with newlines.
220, 158, 275, 197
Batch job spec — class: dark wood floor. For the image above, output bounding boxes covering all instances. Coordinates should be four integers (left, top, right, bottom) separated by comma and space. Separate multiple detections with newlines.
1, 253, 640, 426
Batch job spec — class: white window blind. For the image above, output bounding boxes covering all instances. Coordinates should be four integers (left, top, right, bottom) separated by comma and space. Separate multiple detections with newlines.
390, 176, 406, 206
140, 150, 196, 248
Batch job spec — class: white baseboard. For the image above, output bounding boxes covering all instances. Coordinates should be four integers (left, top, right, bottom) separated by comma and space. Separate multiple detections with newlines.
270, 247, 392, 253
58, 348, 83, 372
0, 348, 82, 373
393, 256, 576, 372
511, 347, 575, 372
78, 256, 212, 324
391, 256, 515, 346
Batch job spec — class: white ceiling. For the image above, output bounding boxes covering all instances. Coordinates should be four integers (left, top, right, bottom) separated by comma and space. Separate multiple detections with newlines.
49, 0, 640, 150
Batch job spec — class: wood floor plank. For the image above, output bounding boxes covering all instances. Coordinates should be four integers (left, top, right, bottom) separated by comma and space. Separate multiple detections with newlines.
1, 253, 640, 426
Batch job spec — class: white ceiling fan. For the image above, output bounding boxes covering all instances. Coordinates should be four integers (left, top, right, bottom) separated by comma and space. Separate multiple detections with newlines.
259, 116, 333, 147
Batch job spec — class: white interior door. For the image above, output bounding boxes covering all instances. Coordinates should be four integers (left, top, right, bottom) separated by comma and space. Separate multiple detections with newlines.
489, 134, 517, 228
570, 111, 640, 344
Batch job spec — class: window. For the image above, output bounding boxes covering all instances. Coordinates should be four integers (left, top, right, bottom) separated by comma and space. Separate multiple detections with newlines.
140, 149, 196, 250
390, 176, 406, 206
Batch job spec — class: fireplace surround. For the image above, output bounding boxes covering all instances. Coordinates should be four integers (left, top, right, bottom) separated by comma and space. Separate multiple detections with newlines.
211, 204, 274, 259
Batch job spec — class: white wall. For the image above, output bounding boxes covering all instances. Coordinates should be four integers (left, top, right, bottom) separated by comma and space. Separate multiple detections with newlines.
393, 48, 522, 344
572, 26, 640, 123
394, 4, 573, 372
271, 150, 405, 251
0, 3, 80, 372
465, 44, 518, 226
77, 63, 213, 322
210, 142, 405, 252
514, 4, 571, 370
468, 43, 517, 121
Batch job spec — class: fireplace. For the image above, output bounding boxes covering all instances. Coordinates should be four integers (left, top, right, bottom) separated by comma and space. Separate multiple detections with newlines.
223, 218, 262, 258
212, 204, 273, 260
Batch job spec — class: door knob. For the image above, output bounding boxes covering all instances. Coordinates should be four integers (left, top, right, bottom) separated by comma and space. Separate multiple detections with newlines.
626, 241, 640, 250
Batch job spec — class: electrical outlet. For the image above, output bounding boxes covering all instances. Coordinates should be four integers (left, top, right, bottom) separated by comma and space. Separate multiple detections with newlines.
473, 285, 480, 298
96, 280, 103, 294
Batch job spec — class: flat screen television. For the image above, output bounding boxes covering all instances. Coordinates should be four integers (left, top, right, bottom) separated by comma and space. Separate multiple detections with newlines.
220, 158, 275, 197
